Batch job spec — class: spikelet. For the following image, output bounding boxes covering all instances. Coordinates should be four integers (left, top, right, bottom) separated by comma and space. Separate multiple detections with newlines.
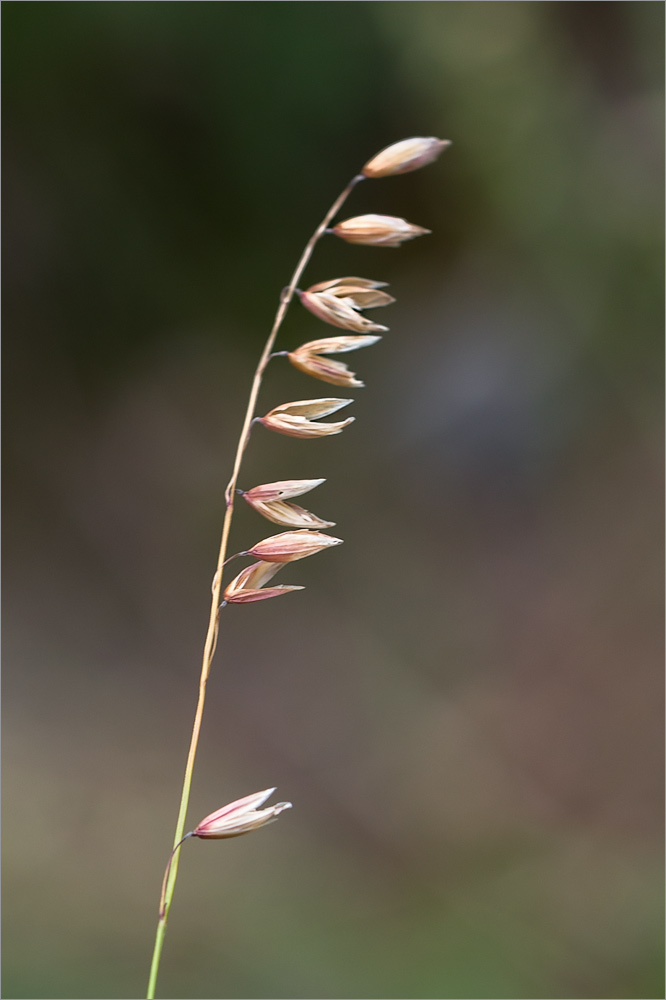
298, 277, 394, 334
223, 560, 303, 604
243, 497, 335, 529
306, 277, 394, 309
243, 479, 326, 502
246, 530, 343, 563
242, 479, 334, 528
287, 335, 381, 388
362, 137, 450, 178
193, 789, 292, 839
298, 290, 387, 334
306, 277, 394, 310
258, 398, 355, 438
331, 214, 430, 248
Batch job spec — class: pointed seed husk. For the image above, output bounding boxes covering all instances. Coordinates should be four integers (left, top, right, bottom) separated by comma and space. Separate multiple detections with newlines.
362, 137, 450, 178
331, 214, 430, 247
247, 530, 343, 563
244, 497, 335, 529
223, 560, 304, 603
243, 479, 326, 503
258, 398, 355, 438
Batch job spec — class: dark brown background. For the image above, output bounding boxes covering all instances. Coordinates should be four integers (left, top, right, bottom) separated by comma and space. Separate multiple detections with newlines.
3, 3, 663, 998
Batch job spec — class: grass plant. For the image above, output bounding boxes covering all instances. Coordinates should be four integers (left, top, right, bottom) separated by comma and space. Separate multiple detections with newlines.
147, 136, 450, 999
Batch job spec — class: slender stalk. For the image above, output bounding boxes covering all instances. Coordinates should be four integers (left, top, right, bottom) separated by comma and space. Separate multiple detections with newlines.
158, 833, 195, 920
146, 172, 364, 999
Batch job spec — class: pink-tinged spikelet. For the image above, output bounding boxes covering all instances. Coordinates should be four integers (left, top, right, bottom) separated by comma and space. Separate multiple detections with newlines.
258, 398, 355, 438
246, 530, 343, 563
193, 788, 292, 839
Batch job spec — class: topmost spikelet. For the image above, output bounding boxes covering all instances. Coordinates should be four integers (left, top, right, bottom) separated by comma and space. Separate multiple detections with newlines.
362, 137, 450, 178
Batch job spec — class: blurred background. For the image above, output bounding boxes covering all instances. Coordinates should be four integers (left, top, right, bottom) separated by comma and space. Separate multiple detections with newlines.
3, 3, 664, 998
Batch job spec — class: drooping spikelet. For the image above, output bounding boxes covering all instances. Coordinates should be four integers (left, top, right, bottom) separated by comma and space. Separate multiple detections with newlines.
193, 789, 292, 839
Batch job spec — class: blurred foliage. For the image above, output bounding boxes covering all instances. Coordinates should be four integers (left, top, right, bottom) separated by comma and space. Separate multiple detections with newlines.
3, 3, 663, 999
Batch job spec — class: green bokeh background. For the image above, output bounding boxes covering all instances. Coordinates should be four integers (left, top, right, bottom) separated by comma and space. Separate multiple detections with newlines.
3, 3, 663, 999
